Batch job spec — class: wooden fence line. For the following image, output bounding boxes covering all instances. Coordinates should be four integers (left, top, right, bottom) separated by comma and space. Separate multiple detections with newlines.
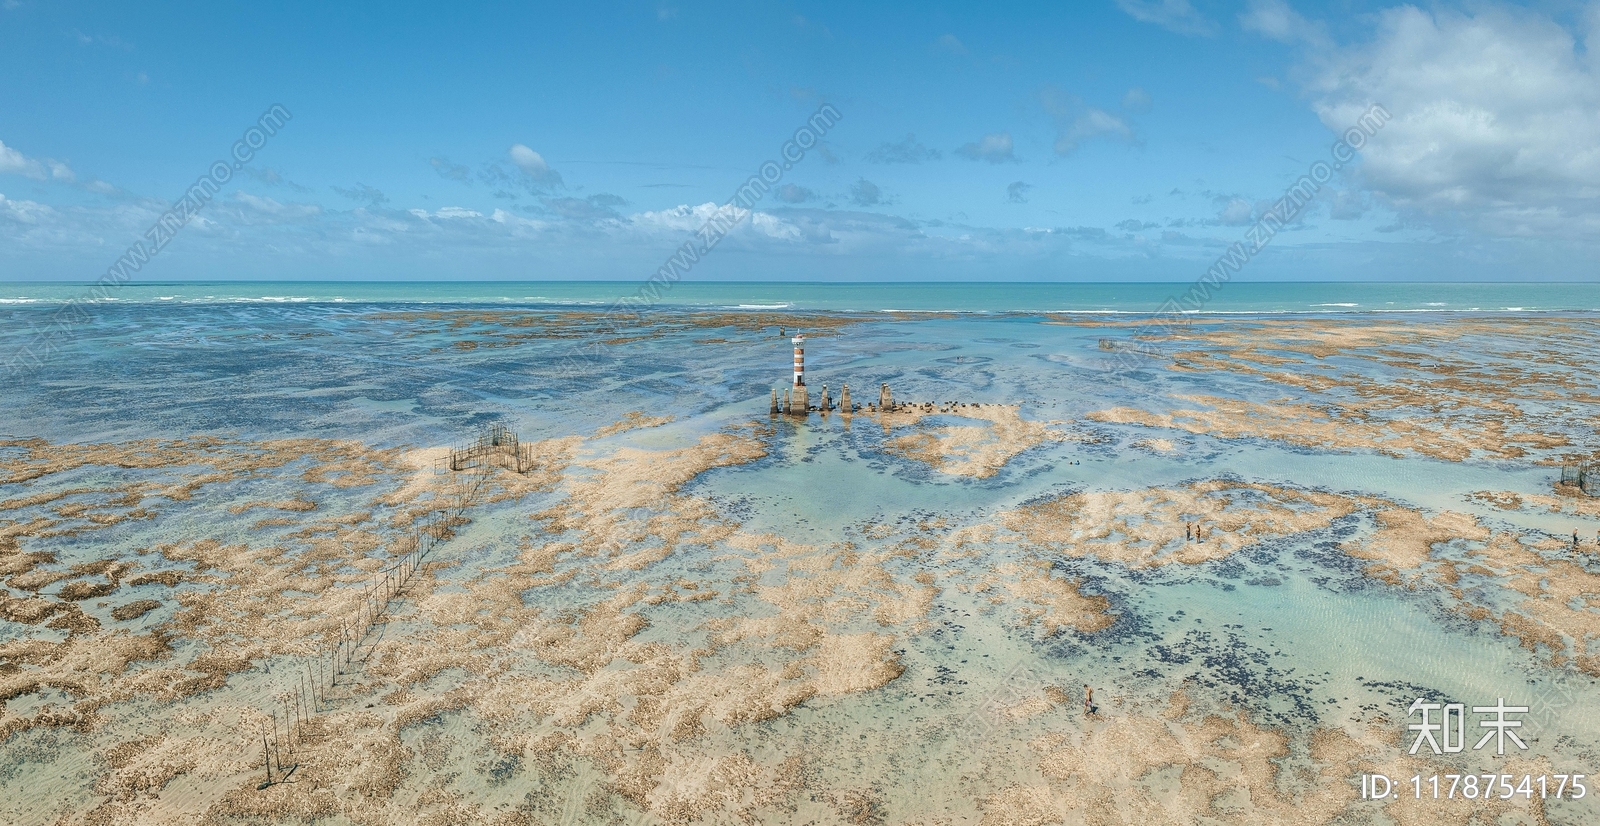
251, 425, 510, 788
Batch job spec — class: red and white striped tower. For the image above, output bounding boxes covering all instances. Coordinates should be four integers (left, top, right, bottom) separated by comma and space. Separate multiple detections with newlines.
789, 333, 809, 414
792, 334, 806, 386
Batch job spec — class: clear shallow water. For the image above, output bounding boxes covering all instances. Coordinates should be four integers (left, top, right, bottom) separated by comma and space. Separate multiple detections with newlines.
3, 292, 1600, 823
3, 279, 1600, 313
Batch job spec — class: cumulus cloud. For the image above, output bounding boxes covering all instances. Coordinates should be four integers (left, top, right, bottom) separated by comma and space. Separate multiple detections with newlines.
1290, 2, 1600, 236
956, 132, 1017, 163
509, 144, 563, 186
865, 134, 941, 164
1006, 181, 1032, 203
850, 179, 882, 206
1115, 0, 1217, 37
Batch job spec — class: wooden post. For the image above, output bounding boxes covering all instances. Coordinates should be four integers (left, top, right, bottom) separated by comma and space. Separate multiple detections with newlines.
271, 712, 283, 772
261, 727, 273, 786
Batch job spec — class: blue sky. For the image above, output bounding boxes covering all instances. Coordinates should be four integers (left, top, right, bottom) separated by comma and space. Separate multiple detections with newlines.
2, 0, 1598, 281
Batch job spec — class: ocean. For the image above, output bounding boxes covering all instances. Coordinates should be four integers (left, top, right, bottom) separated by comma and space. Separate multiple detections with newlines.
2, 279, 1598, 314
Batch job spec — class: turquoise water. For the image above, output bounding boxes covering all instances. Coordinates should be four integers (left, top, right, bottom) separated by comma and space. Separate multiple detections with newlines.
3, 287, 1599, 823
2, 280, 1598, 313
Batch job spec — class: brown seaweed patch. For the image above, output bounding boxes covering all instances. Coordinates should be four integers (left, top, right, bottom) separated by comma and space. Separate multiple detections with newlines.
593, 411, 674, 439
227, 498, 317, 515
57, 578, 117, 601
127, 570, 182, 587
1089, 394, 1548, 462
878, 404, 1075, 478
0, 594, 60, 624
1001, 481, 1368, 567
976, 689, 1552, 826
1470, 487, 1600, 519
110, 600, 162, 621
1343, 509, 1488, 583
1087, 316, 1587, 465
986, 562, 1114, 634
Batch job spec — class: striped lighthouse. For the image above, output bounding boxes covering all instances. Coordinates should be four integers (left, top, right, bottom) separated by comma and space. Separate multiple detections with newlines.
788, 333, 809, 414
792, 334, 806, 386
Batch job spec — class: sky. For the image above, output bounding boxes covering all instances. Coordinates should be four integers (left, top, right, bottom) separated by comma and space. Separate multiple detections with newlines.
2, 0, 1598, 282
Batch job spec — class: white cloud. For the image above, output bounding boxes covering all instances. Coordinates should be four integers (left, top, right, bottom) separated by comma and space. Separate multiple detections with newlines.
1215, 197, 1254, 226
1042, 87, 1138, 155
0, 193, 56, 224
956, 132, 1017, 163
1054, 109, 1135, 154
1122, 87, 1152, 112
630, 202, 742, 234
0, 140, 48, 180
1239, 0, 1326, 46
509, 144, 563, 186
229, 192, 322, 224
0, 139, 109, 193
1298, 2, 1600, 237
508, 144, 546, 174
1115, 0, 1217, 37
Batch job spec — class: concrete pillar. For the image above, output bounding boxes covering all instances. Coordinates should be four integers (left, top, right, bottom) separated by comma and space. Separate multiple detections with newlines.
840, 384, 852, 412
792, 384, 809, 414
879, 383, 892, 411
821, 384, 830, 412
770, 388, 779, 415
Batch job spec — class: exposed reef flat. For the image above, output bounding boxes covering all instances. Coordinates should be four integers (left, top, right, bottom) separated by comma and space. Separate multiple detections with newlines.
2, 304, 1598, 824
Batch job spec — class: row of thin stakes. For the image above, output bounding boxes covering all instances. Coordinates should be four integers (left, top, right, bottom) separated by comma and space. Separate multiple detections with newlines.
252, 426, 524, 789
446, 422, 539, 474
1561, 463, 1599, 497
